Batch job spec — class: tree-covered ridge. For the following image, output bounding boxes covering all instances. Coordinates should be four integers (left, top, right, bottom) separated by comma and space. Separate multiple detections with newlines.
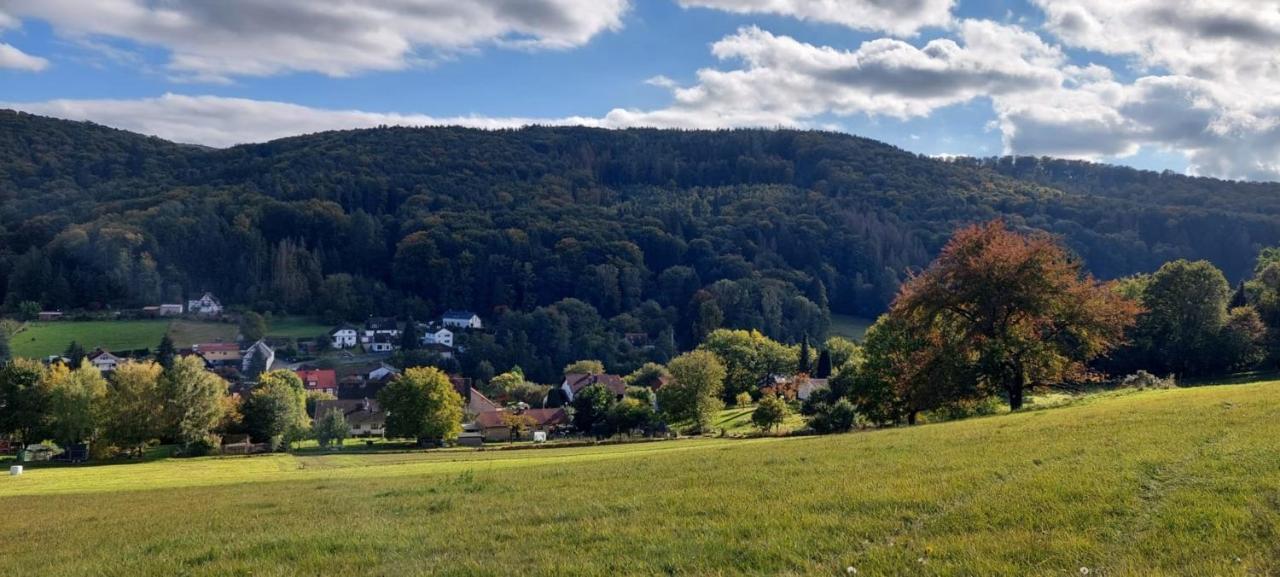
5, 110, 1280, 362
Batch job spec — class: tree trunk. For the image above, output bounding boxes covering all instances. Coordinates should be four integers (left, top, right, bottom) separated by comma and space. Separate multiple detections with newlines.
1007, 382, 1024, 411
907, 411, 918, 425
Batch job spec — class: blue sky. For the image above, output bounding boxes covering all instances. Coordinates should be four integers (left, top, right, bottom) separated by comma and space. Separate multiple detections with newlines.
0, 1, 1273, 180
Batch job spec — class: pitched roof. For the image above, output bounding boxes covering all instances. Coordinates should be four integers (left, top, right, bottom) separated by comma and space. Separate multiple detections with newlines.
329, 324, 358, 335
364, 317, 399, 331
296, 369, 338, 390
468, 388, 499, 414
474, 408, 567, 429
443, 310, 477, 320
194, 342, 240, 353
312, 398, 383, 424
564, 373, 626, 396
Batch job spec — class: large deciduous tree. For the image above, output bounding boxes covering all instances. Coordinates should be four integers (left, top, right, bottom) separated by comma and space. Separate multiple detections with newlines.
103, 361, 166, 455
659, 350, 726, 432
889, 220, 1138, 411
378, 366, 463, 444
163, 355, 229, 450
243, 370, 310, 450
0, 359, 49, 444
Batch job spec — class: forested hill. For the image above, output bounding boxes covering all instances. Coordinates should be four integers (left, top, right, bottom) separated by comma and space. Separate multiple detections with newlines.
4, 109, 1280, 348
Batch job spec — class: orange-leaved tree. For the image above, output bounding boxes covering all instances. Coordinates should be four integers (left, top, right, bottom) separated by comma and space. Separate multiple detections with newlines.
890, 220, 1139, 411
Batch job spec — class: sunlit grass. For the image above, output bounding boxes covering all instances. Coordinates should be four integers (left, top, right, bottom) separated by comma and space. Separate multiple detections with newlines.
2, 381, 1278, 576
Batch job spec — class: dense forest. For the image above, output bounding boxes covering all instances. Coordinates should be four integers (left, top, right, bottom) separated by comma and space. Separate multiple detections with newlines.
5, 109, 1280, 379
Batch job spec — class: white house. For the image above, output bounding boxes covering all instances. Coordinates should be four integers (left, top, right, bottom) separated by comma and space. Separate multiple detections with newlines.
241, 340, 275, 374
186, 292, 223, 316
330, 325, 359, 349
361, 318, 400, 344
442, 310, 482, 330
88, 350, 121, 372
420, 325, 454, 348
367, 362, 400, 382
367, 334, 395, 353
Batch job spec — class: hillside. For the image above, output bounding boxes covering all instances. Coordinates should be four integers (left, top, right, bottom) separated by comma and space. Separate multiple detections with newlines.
6, 110, 1280, 380
3, 380, 1278, 575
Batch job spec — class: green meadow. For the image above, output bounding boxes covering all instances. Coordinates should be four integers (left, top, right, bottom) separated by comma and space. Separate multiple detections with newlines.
8, 320, 171, 358
3, 381, 1279, 576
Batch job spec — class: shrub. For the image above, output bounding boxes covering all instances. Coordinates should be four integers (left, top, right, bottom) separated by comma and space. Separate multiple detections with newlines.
808, 399, 857, 434
734, 391, 753, 407
928, 397, 1004, 422
1121, 370, 1177, 390
751, 394, 789, 432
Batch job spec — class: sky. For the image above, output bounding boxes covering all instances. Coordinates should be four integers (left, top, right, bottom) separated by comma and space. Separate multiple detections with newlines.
0, 1, 1277, 181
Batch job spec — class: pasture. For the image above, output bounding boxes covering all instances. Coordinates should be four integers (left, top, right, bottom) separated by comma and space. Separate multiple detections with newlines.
829, 313, 874, 341
2, 381, 1278, 576
8, 320, 170, 358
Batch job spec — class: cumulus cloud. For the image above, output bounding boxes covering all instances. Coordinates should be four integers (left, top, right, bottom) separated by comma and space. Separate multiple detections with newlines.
604, 21, 1064, 128
0, 41, 45, 70
4, 93, 611, 147
677, 0, 954, 37
0, 0, 630, 81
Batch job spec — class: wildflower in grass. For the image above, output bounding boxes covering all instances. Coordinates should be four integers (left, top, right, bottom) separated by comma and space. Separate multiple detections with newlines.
1080, 567, 1089, 575
846, 567, 857, 575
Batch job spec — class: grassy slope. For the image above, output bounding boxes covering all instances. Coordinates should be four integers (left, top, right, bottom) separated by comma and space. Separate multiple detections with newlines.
829, 313, 874, 341
2, 383, 1279, 576
266, 316, 332, 339
167, 320, 239, 347
9, 320, 171, 358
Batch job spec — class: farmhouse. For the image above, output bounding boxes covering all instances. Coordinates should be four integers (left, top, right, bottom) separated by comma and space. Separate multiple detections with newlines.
330, 324, 359, 349
313, 398, 385, 437
557, 373, 627, 403
442, 310, 482, 330
474, 408, 567, 442
37, 311, 63, 321
367, 333, 395, 353
420, 324, 453, 348
296, 369, 337, 392
361, 318, 400, 344
187, 292, 223, 316
192, 342, 241, 365
241, 340, 276, 373
88, 350, 121, 372
143, 303, 184, 317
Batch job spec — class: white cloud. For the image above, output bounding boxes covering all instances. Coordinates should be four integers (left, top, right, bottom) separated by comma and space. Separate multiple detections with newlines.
4, 93, 611, 147
0, 0, 630, 81
0, 41, 45, 70
677, 0, 954, 37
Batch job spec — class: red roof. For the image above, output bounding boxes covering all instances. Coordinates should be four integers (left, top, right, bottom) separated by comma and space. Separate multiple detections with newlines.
564, 373, 627, 396
474, 408, 567, 429
296, 369, 338, 391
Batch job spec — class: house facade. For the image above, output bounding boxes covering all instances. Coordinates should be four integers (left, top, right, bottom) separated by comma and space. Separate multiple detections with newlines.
420, 325, 454, 348
474, 408, 568, 442
296, 369, 338, 392
192, 342, 241, 365
441, 310, 482, 330
88, 350, 121, 372
187, 293, 223, 316
313, 398, 385, 437
361, 318, 400, 344
556, 373, 627, 404
241, 340, 275, 374
330, 325, 359, 349
368, 334, 395, 353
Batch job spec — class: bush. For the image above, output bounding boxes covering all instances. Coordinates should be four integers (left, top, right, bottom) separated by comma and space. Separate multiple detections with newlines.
928, 397, 1004, 422
808, 399, 857, 434
1121, 370, 1177, 390
751, 394, 789, 432
734, 391, 753, 407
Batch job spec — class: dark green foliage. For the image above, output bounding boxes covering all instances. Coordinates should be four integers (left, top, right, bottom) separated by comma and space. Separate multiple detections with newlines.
797, 339, 811, 374
156, 334, 176, 370
0, 330, 8, 364
571, 383, 614, 434
0, 359, 49, 443
239, 312, 267, 343
807, 399, 857, 434
63, 341, 85, 368
814, 349, 832, 379
400, 317, 419, 351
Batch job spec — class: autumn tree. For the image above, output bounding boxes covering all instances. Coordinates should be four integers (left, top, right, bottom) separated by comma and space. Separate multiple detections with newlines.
243, 370, 310, 450
564, 359, 605, 375
43, 362, 108, 446
163, 355, 229, 451
378, 366, 463, 444
103, 361, 166, 455
889, 220, 1138, 411
0, 359, 48, 444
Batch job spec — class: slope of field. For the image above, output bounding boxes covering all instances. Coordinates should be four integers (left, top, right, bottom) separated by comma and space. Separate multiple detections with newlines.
9, 320, 170, 358
3, 382, 1279, 576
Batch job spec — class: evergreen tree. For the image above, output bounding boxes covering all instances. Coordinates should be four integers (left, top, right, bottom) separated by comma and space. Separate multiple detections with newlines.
64, 341, 86, 368
814, 349, 833, 379
798, 338, 812, 374
1230, 281, 1249, 309
156, 334, 176, 370
0, 329, 9, 363
400, 317, 419, 351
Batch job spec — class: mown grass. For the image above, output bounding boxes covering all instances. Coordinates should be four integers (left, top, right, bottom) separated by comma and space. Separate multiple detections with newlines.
9, 320, 171, 358
2, 382, 1279, 576
167, 319, 239, 347
266, 316, 332, 340
829, 313, 874, 341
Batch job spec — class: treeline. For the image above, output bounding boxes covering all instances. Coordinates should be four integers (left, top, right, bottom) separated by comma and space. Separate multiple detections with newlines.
7, 111, 1280, 361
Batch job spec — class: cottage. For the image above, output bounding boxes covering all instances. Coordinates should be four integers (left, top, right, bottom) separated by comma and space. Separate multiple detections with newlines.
329, 325, 359, 349
555, 373, 627, 404
452, 378, 499, 416
296, 368, 338, 392
796, 377, 829, 401
441, 310, 482, 330
88, 350, 121, 372
192, 342, 241, 365
37, 311, 63, 322
241, 340, 276, 374
361, 318, 400, 344
186, 292, 223, 316
333, 362, 401, 399
144, 303, 184, 317
367, 333, 395, 353
313, 398, 385, 437
475, 408, 568, 442
420, 324, 454, 348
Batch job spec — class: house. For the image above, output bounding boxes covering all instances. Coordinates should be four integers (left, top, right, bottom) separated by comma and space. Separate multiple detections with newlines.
424, 343, 454, 359
420, 324, 454, 348
241, 340, 276, 374
474, 408, 568, 442
361, 318, 400, 344
313, 398, 385, 437
451, 378, 498, 416
37, 311, 63, 321
441, 310, 482, 330
797, 377, 829, 401
187, 292, 223, 316
176, 349, 214, 369
296, 369, 338, 393
367, 333, 395, 353
88, 350, 121, 372
192, 342, 241, 365
333, 362, 401, 399
556, 373, 627, 404
329, 324, 359, 349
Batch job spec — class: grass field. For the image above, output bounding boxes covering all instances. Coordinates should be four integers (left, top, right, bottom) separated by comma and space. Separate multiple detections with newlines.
829, 313, 874, 341
266, 315, 332, 339
167, 319, 239, 347
3, 382, 1279, 576
9, 320, 171, 358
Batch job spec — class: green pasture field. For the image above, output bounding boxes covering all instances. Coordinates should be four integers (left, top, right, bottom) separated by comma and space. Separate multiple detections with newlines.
829, 313, 874, 341
265, 316, 333, 340
2, 381, 1278, 576
8, 320, 171, 358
